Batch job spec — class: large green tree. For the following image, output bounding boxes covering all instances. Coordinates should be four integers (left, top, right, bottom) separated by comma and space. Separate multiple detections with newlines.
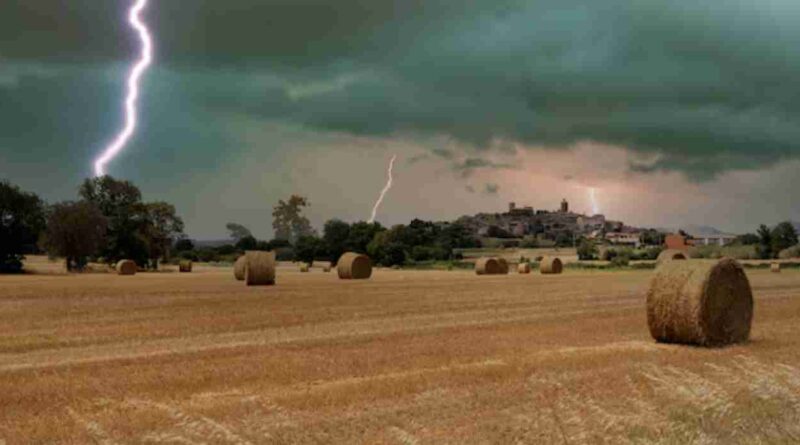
0, 181, 46, 272
80, 176, 148, 265
756, 224, 773, 259
346, 221, 384, 256
41, 201, 107, 271
272, 195, 314, 243
323, 219, 350, 262
294, 235, 326, 266
141, 202, 185, 269
771, 222, 799, 258
226, 222, 252, 243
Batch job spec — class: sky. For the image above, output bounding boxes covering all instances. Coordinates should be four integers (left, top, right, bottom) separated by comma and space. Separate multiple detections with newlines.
2, 0, 800, 239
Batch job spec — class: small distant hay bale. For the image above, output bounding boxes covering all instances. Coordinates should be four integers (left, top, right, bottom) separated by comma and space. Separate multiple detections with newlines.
646, 258, 753, 346
497, 258, 510, 274
540, 257, 563, 274
771, 262, 781, 273
322, 265, 331, 273
299, 264, 310, 273
245, 251, 276, 286
178, 260, 192, 273
475, 257, 502, 275
517, 263, 531, 274
657, 249, 687, 265
234, 255, 246, 281
116, 260, 137, 276
337, 252, 372, 280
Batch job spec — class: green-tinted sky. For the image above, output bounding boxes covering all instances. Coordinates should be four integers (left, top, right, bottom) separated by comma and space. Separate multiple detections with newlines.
2, 0, 800, 238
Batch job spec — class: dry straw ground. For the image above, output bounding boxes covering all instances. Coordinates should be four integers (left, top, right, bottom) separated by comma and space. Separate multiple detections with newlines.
1, 259, 800, 443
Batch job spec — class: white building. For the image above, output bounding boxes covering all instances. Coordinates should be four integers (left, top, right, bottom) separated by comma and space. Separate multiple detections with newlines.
605, 232, 641, 247
691, 233, 737, 246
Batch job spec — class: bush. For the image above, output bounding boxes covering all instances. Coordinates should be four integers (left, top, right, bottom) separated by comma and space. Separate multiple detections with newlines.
577, 238, 597, 260
610, 255, 630, 267
519, 236, 538, 248
779, 245, 800, 259
689, 244, 757, 260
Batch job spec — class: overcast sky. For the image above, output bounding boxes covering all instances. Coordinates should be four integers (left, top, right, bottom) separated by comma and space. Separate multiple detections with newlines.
2, 0, 800, 239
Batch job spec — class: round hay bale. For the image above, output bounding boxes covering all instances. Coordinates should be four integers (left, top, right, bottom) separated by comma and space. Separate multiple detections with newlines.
299, 264, 310, 273
337, 252, 372, 280
646, 258, 753, 346
178, 260, 192, 273
245, 251, 276, 286
497, 258, 510, 274
771, 262, 781, 273
657, 249, 687, 265
517, 263, 531, 274
475, 257, 501, 275
540, 257, 563, 275
322, 265, 331, 273
116, 260, 137, 276
234, 255, 246, 281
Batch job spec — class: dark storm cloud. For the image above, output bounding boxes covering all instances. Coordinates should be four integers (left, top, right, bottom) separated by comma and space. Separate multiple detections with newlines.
4, 0, 800, 180
452, 157, 515, 178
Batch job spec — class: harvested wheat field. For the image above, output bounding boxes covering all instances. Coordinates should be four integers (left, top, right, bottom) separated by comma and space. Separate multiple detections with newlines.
1, 264, 800, 443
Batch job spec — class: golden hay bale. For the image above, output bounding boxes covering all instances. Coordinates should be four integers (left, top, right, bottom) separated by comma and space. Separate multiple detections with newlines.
300, 264, 310, 273
497, 258, 510, 274
771, 262, 781, 273
115, 260, 137, 276
322, 265, 331, 272
337, 252, 372, 279
657, 249, 687, 264
517, 263, 531, 274
540, 256, 563, 274
234, 255, 247, 281
475, 257, 502, 275
178, 260, 192, 273
245, 251, 276, 286
646, 258, 753, 346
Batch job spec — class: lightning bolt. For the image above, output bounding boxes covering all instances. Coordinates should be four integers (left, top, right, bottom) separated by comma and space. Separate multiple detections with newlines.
589, 187, 600, 215
368, 155, 397, 223
93, 0, 153, 177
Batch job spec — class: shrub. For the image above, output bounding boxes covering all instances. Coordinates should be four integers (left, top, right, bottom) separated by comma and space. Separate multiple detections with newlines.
610, 255, 630, 268
779, 245, 800, 259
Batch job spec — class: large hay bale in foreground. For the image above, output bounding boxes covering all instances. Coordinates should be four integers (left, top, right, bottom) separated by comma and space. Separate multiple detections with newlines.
540, 257, 563, 275
116, 260, 137, 276
646, 258, 753, 346
771, 262, 781, 273
245, 251, 276, 286
179, 260, 192, 273
657, 249, 687, 265
337, 252, 372, 280
518, 263, 531, 274
475, 257, 502, 275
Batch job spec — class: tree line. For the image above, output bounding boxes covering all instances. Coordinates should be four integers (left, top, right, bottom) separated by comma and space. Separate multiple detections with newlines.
0, 177, 183, 272
176, 194, 482, 267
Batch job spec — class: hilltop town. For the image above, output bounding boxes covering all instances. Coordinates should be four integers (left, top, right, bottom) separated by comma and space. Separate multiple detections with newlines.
455, 199, 738, 248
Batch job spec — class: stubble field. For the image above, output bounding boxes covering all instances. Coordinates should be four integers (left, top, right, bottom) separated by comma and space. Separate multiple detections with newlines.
1, 261, 799, 444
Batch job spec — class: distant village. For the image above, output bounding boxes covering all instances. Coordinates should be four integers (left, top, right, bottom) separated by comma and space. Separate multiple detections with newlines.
455, 199, 738, 248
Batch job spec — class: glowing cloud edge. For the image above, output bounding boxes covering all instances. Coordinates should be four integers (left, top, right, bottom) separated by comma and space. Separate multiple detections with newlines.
93, 0, 153, 177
